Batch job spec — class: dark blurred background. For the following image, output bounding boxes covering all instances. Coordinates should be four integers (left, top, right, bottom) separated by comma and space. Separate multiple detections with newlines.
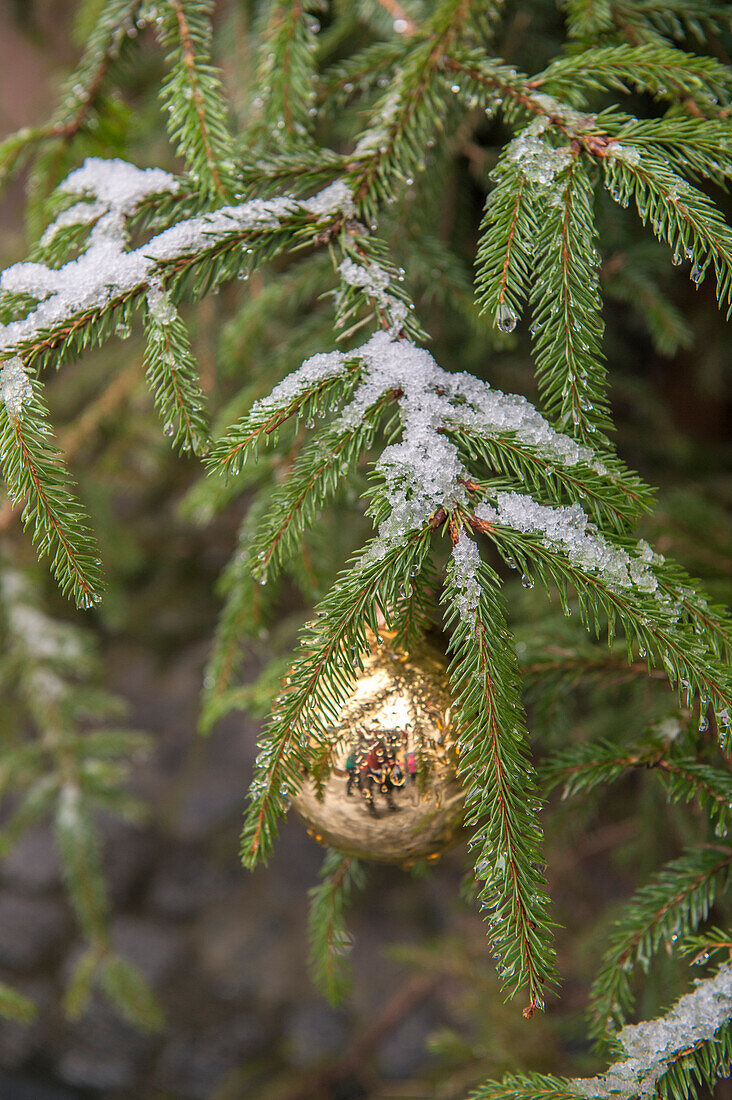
0, 2, 730, 1098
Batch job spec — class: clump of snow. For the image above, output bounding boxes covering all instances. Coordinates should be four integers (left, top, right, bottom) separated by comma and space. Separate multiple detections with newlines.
146, 280, 177, 326
251, 349, 347, 417
0, 158, 355, 359
507, 119, 573, 187
353, 89, 401, 157
338, 257, 408, 336
40, 200, 107, 247
449, 533, 482, 620
303, 181, 355, 219
247, 331, 650, 605
572, 963, 732, 1099
605, 142, 642, 167
475, 492, 658, 593
0, 357, 33, 419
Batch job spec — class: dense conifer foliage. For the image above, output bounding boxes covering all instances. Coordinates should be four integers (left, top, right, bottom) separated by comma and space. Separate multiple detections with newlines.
0, 2, 730, 1095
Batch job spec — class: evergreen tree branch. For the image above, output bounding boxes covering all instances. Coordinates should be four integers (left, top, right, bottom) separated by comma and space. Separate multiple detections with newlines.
530, 158, 610, 443
588, 847, 732, 1040
451, 433, 652, 534
467, 502, 732, 725
143, 284, 209, 454
200, 493, 279, 733
0, 0, 143, 196
157, 0, 235, 199
0, 176, 351, 373
476, 152, 537, 330
602, 148, 732, 317
307, 848, 367, 1004
252, 0, 320, 144
240, 523, 434, 868
0, 366, 103, 607
208, 357, 362, 475
535, 44, 732, 108
247, 394, 393, 584
348, 0, 488, 215
542, 741, 732, 836
443, 535, 557, 1014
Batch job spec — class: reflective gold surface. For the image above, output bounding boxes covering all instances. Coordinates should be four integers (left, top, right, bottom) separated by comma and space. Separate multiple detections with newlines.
291, 636, 464, 864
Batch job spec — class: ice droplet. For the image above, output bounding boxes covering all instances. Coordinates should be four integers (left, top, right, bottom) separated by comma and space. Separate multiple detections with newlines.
690, 263, 705, 285
521, 573, 535, 589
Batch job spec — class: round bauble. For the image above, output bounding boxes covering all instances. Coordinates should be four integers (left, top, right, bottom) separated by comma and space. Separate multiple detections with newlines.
291, 634, 464, 864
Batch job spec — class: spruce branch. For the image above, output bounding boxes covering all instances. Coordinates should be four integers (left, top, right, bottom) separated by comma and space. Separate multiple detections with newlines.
55, 784, 109, 942
240, 524, 434, 868
208, 356, 362, 476
157, 0, 235, 199
477, 965, 732, 1099
334, 231, 425, 342
0, 0, 143, 198
252, 0, 321, 144
475, 151, 537, 332
471, 1076, 581, 1100
451, 431, 652, 534
542, 741, 732, 837
246, 395, 393, 585
602, 149, 732, 317
529, 158, 610, 443
600, 114, 732, 190
443, 540, 557, 1015
348, 0, 488, 215
307, 848, 367, 1004
0, 365, 103, 608
200, 493, 279, 733
467, 499, 732, 726
0, 163, 351, 375
588, 847, 732, 1041
319, 40, 407, 104
536, 44, 732, 109
0, 562, 157, 1027
143, 284, 209, 454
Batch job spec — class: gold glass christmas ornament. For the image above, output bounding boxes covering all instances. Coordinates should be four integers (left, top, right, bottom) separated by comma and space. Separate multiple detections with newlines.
291, 633, 465, 864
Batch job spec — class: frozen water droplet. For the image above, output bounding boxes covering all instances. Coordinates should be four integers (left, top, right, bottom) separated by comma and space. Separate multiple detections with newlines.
690, 263, 705, 285
672, 249, 683, 266
521, 573, 534, 589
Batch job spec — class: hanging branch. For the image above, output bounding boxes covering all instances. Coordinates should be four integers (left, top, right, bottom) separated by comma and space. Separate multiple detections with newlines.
443, 536, 557, 1015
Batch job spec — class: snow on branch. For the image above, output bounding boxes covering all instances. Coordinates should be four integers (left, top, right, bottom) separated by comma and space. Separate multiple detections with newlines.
572, 963, 732, 1099
474, 493, 660, 594
0, 158, 355, 361
243, 331, 636, 564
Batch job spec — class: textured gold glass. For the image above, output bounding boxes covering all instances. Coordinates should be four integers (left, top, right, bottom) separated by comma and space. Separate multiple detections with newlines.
291, 635, 465, 864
